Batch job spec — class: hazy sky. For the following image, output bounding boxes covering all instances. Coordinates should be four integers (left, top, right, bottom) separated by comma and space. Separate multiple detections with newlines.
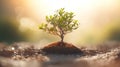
17, 0, 120, 43
17, 0, 120, 28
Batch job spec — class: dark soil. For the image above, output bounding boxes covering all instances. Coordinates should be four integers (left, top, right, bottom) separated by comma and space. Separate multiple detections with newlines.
0, 42, 120, 67
41, 41, 83, 55
0, 41, 117, 58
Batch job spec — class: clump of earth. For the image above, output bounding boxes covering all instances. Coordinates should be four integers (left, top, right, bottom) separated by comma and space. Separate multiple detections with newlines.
41, 41, 83, 55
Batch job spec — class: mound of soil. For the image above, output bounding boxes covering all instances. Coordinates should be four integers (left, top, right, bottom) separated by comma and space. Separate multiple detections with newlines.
41, 41, 83, 55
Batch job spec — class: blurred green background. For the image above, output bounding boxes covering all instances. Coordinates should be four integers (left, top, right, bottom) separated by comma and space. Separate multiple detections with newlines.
0, 0, 120, 45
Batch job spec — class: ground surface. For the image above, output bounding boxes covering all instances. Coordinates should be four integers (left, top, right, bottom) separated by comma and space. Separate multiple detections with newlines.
0, 41, 120, 67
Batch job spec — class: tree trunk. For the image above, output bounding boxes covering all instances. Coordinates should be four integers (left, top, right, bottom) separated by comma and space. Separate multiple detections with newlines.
60, 28, 64, 46
60, 33, 64, 46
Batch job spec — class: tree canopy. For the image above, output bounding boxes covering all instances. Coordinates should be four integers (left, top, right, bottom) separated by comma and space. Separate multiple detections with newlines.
39, 8, 79, 43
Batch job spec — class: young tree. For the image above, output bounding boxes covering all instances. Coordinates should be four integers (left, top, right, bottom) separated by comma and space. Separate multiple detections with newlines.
39, 8, 79, 46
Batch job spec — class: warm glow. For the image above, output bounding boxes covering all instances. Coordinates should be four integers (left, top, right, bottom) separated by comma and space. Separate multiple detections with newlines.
19, 17, 38, 32
27, 0, 118, 27
17, 0, 120, 44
